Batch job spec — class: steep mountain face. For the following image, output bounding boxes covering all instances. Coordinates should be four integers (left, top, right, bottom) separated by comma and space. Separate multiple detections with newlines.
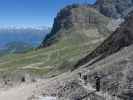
40, 0, 133, 48
74, 10, 133, 69
94, 0, 133, 18
40, 4, 111, 48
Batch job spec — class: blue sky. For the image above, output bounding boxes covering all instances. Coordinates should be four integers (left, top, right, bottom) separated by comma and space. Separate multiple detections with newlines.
0, 0, 96, 28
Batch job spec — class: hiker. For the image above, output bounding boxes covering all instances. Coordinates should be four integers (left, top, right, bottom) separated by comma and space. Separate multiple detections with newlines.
95, 74, 101, 92
78, 72, 82, 78
83, 74, 88, 85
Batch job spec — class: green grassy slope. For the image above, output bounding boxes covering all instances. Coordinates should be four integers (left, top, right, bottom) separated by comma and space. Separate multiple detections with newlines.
0, 35, 102, 77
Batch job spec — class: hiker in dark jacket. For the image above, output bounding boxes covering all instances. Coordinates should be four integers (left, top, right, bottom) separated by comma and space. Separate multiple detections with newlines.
95, 74, 101, 92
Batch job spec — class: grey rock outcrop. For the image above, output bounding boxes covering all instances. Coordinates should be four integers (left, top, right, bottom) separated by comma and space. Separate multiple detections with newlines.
94, 0, 133, 18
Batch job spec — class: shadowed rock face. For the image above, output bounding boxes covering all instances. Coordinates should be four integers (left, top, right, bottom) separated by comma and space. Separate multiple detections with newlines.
74, 11, 133, 69
94, 0, 133, 18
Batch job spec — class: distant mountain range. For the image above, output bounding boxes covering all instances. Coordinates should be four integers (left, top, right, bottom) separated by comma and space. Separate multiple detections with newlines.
0, 41, 33, 56
0, 27, 50, 48
0, 27, 50, 55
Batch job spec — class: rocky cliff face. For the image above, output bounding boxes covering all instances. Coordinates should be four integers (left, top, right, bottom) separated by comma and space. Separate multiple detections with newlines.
94, 0, 133, 18
40, 4, 111, 48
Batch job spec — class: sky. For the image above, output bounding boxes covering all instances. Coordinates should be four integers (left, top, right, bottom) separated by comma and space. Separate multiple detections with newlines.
0, 0, 96, 28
